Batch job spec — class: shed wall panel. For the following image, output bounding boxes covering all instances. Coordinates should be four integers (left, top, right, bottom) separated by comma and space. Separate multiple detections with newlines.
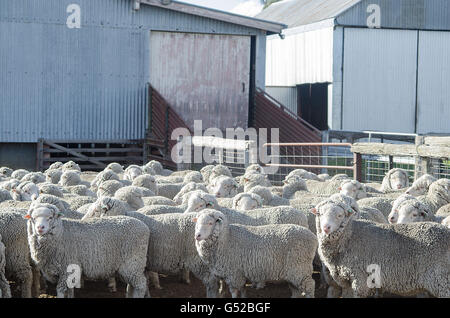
416, 31, 450, 134
265, 86, 298, 114
342, 28, 417, 133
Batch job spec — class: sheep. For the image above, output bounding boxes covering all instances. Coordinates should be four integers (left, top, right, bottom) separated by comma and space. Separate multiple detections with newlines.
31, 194, 84, 220
0, 167, 13, 178
442, 216, 450, 228
0, 189, 13, 203
64, 185, 96, 197
247, 186, 290, 206
387, 194, 418, 224
208, 165, 232, 184
194, 209, 317, 298
156, 183, 185, 200
114, 186, 145, 210
185, 191, 308, 228
123, 165, 144, 181
61, 161, 81, 172
328, 193, 387, 224
138, 205, 185, 216
0, 234, 11, 298
91, 170, 120, 192
380, 168, 409, 192
45, 169, 63, 184
304, 177, 350, 196
59, 171, 83, 187
81, 197, 132, 220
26, 203, 150, 298
173, 182, 208, 205
282, 175, 307, 199
312, 200, 450, 298
435, 203, 450, 219
11, 181, 40, 201
241, 173, 272, 192
416, 178, 450, 214
0, 200, 32, 211
142, 196, 176, 206
63, 196, 96, 211
97, 180, 123, 198
286, 169, 320, 181
132, 174, 157, 193
232, 193, 263, 211
48, 162, 64, 170
200, 165, 215, 184
0, 212, 37, 298
155, 175, 185, 184
144, 160, 172, 176
38, 183, 65, 198
105, 163, 124, 174
21, 172, 46, 184
0, 179, 20, 191
318, 174, 331, 181
11, 169, 29, 181
405, 174, 437, 196
209, 176, 239, 198
357, 197, 394, 219
183, 171, 203, 184
338, 179, 368, 200
393, 199, 438, 224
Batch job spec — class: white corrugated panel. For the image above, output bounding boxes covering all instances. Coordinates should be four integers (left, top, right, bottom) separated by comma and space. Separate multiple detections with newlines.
416, 31, 450, 134
266, 27, 333, 86
265, 86, 298, 114
342, 28, 417, 133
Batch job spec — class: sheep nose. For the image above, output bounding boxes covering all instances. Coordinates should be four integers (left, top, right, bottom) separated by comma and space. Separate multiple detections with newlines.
323, 226, 331, 234
397, 184, 402, 189
195, 234, 202, 241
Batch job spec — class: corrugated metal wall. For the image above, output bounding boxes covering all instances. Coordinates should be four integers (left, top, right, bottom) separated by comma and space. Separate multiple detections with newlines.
266, 26, 333, 87
416, 31, 450, 134
150, 31, 250, 131
265, 86, 298, 115
0, 0, 267, 142
341, 28, 418, 133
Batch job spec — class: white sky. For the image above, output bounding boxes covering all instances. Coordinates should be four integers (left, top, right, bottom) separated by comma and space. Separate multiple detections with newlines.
181, 0, 265, 17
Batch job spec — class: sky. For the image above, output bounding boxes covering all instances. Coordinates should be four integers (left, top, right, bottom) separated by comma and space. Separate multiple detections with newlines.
181, 0, 266, 17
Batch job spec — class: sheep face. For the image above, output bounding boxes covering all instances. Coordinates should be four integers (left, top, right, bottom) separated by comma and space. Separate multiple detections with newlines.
387, 209, 399, 224
396, 203, 428, 224
193, 210, 226, 241
245, 164, 263, 175
26, 205, 62, 236
186, 192, 218, 212
211, 177, 238, 198
389, 170, 409, 190
313, 203, 353, 235
13, 183, 39, 201
234, 195, 259, 211
124, 166, 143, 181
62, 161, 81, 172
0, 167, 13, 178
106, 163, 124, 174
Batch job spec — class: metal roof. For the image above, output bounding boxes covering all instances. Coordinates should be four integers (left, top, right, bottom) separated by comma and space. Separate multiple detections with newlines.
255, 0, 361, 28
141, 0, 287, 34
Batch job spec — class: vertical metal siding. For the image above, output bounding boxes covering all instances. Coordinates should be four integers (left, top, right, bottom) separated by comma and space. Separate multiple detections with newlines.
0, 0, 266, 142
150, 31, 250, 131
416, 31, 450, 134
265, 86, 298, 115
266, 27, 333, 87
342, 28, 417, 133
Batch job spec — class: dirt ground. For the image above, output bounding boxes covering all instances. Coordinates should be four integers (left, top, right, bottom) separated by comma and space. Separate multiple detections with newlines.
10, 272, 327, 298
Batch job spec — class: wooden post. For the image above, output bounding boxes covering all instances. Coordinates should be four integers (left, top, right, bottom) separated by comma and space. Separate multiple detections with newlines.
388, 155, 394, 170
353, 152, 362, 182
164, 106, 169, 157
414, 136, 427, 180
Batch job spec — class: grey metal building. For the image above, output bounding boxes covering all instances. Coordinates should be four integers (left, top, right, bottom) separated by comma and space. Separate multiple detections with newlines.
0, 0, 284, 169
257, 0, 450, 135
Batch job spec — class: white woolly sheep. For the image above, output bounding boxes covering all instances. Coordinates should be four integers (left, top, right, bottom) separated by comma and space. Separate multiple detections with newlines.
416, 178, 450, 214
317, 174, 331, 181
247, 186, 290, 206
64, 185, 96, 197
286, 169, 320, 181
282, 175, 307, 199
11, 181, 40, 201
338, 179, 368, 200
194, 209, 317, 298
380, 168, 409, 192
232, 193, 263, 211
11, 169, 29, 181
114, 186, 145, 210
242, 173, 272, 192
132, 174, 157, 193
312, 201, 450, 297
393, 199, 437, 224
183, 171, 203, 184
0, 234, 11, 298
173, 182, 208, 205
61, 161, 81, 172
45, 169, 63, 184
91, 170, 120, 192
48, 162, 64, 170
442, 216, 450, 228
405, 174, 437, 196
38, 183, 64, 198
328, 193, 387, 224
97, 180, 123, 198
0, 167, 13, 178
0, 189, 13, 203
142, 196, 176, 206
387, 194, 417, 224
105, 163, 124, 174
200, 165, 215, 184
208, 165, 232, 184
123, 165, 144, 181
26, 204, 150, 298
209, 176, 239, 198
21, 172, 46, 184
59, 171, 83, 187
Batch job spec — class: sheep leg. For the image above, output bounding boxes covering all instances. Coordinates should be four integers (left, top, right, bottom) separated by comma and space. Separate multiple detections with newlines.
56, 279, 68, 298
326, 286, 342, 298
17, 268, 33, 298
230, 287, 240, 298
31, 265, 41, 298
67, 288, 75, 298
204, 277, 221, 298
301, 277, 315, 298
107, 277, 117, 293
146, 271, 161, 289
0, 272, 11, 298
126, 284, 134, 298
179, 269, 191, 284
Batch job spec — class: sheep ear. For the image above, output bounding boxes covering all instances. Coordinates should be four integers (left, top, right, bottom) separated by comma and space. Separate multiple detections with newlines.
216, 216, 223, 223
192, 217, 197, 223
311, 208, 319, 215
347, 209, 354, 214
338, 187, 342, 191
23, 214, 31, 219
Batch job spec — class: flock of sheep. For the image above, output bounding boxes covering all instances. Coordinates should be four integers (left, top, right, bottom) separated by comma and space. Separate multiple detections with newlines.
0, 160, 449, 298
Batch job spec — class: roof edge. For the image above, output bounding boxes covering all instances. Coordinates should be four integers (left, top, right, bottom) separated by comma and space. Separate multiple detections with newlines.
139, 0, 287, 34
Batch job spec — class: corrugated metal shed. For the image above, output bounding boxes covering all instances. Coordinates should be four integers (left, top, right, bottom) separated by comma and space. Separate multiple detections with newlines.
255, 0, 360, 28
265, 86, 298, 114
0, 0, 283, 143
